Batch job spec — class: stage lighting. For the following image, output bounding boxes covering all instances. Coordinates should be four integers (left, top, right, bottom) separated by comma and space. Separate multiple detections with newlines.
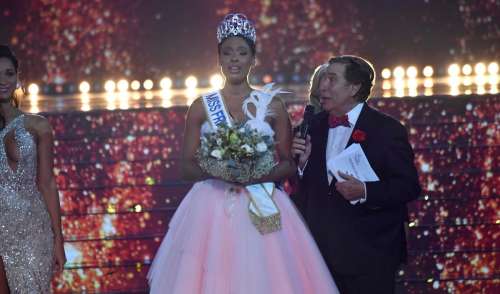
393, 67, 405, 79
81, 103, 90, 112
477, 85, 486, 95
185, 76, 198, 89
474, 63, 486, 75
186, 88, 198, 106
408, 88, 418, 97
145, 91, 154, 100
79, 81, 90, 93
394, 79, 405, 89
160, 77, 173, 90
134, 204, 143, 213
81, 93, 90, 111
381, 68, 391, 79
130, 80, 141, 91
407, 78, 418, 89
448, 64, 460, 76
424, 78, 433, 88
488, 62, 499, 75
475, 75, 486, 85
449, 86, 460, 96
406, 66, 418, 79
210, 74, 224, 89
29, 104, 40, 113
490, 84, 498, 94
161, 89, 173, 108
395, 87, 405, 98
132, 92, 141, 100
28, 83, 39, 95
423, 66, 434, 78
143, 79, 154, 90
462, 64, 472, 76
449, 76, 461, 87
117, 79, 129, 92
104, 80, 116, 93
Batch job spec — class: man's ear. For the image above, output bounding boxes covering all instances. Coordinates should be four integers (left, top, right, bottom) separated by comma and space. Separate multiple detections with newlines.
350, 83, 361, 97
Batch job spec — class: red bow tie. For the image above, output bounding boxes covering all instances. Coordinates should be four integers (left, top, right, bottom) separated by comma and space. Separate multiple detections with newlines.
328, 114, 350, 128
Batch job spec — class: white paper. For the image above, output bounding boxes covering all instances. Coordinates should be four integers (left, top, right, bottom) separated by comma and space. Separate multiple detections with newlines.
327, 143, 379, 204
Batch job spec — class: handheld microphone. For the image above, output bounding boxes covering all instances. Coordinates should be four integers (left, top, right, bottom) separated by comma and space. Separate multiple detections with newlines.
297, 105, 315, 139
295, 105, 315, 161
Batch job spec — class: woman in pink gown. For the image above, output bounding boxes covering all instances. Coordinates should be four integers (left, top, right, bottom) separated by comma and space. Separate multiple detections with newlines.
148, 13, 338, 294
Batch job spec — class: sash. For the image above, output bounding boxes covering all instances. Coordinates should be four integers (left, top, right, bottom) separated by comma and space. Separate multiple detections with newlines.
202, 91, 233, 128
201, 91, 281, 235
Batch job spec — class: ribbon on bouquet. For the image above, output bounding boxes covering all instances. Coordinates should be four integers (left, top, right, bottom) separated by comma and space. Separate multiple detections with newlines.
202, 88, 282, 235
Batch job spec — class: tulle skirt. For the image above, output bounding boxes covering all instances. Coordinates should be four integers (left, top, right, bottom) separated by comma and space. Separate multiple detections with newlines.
148, 179, 338, 294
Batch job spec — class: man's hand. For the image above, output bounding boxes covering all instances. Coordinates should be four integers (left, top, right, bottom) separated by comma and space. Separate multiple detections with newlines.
335, 171, 365, 201
291, 134, 311, 169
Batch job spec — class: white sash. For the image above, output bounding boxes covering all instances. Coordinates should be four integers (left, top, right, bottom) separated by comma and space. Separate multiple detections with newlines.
202, 91, 233, 128
201, 90, 281, 234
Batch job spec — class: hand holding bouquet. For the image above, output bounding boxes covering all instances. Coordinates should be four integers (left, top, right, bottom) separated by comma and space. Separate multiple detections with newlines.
197, 123, 277, 183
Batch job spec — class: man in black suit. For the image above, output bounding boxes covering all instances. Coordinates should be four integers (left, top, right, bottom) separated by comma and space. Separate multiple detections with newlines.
292, 55, 421, 294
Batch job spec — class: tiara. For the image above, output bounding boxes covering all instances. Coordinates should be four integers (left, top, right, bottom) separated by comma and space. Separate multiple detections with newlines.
216, 13, 256, 44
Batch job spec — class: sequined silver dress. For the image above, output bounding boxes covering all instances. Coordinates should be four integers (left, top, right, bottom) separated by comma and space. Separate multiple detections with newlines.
0, 115, 54, 293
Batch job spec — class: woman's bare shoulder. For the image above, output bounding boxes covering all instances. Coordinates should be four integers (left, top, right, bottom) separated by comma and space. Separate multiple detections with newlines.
24, 114, 52, 135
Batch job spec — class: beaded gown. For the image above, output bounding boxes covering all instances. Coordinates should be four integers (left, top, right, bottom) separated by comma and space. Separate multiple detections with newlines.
0, 114, 54, 293
148, 94, 338, 294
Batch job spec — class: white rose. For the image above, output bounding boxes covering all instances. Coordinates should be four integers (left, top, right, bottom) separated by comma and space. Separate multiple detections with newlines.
256, 142, 268, 152
241, 144, 254, 154
210, 149, 223, 159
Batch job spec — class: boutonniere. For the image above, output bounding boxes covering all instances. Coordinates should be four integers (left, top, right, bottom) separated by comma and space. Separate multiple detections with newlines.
352, 129, 367, 143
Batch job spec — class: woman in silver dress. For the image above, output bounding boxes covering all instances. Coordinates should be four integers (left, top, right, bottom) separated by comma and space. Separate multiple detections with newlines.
0, 45, 66, 293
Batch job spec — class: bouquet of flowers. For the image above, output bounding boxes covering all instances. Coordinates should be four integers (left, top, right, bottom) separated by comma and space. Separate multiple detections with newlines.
197, 122, 277, 183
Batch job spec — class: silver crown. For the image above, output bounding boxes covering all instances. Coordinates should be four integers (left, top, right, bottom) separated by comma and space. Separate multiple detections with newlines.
216, 13, 256, 44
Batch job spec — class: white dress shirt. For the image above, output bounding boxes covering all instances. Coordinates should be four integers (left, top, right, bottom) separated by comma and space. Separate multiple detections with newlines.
326, 103, 364, 182
298, 103, 367, 204
326, 103, 367, 204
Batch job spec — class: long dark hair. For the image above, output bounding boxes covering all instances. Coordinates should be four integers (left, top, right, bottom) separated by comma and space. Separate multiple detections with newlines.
0, 45, 21, 129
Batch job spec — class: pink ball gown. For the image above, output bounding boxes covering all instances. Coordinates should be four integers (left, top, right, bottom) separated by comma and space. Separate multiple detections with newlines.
148, 91, 338, 294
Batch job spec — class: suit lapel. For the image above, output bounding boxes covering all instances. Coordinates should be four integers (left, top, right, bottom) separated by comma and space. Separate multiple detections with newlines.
345, 103, 371, 150
314, 112, 330, 188
328, 103, 372, 193
318, 113, 330, 160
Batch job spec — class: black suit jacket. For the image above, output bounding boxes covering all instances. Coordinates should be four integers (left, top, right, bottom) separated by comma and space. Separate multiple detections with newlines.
295, 103, 421, 275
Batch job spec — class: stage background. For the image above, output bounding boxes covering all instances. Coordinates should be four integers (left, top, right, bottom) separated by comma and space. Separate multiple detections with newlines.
42, 95, 499, 293
0, 0, 498, 293
0, 0, 498, 84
